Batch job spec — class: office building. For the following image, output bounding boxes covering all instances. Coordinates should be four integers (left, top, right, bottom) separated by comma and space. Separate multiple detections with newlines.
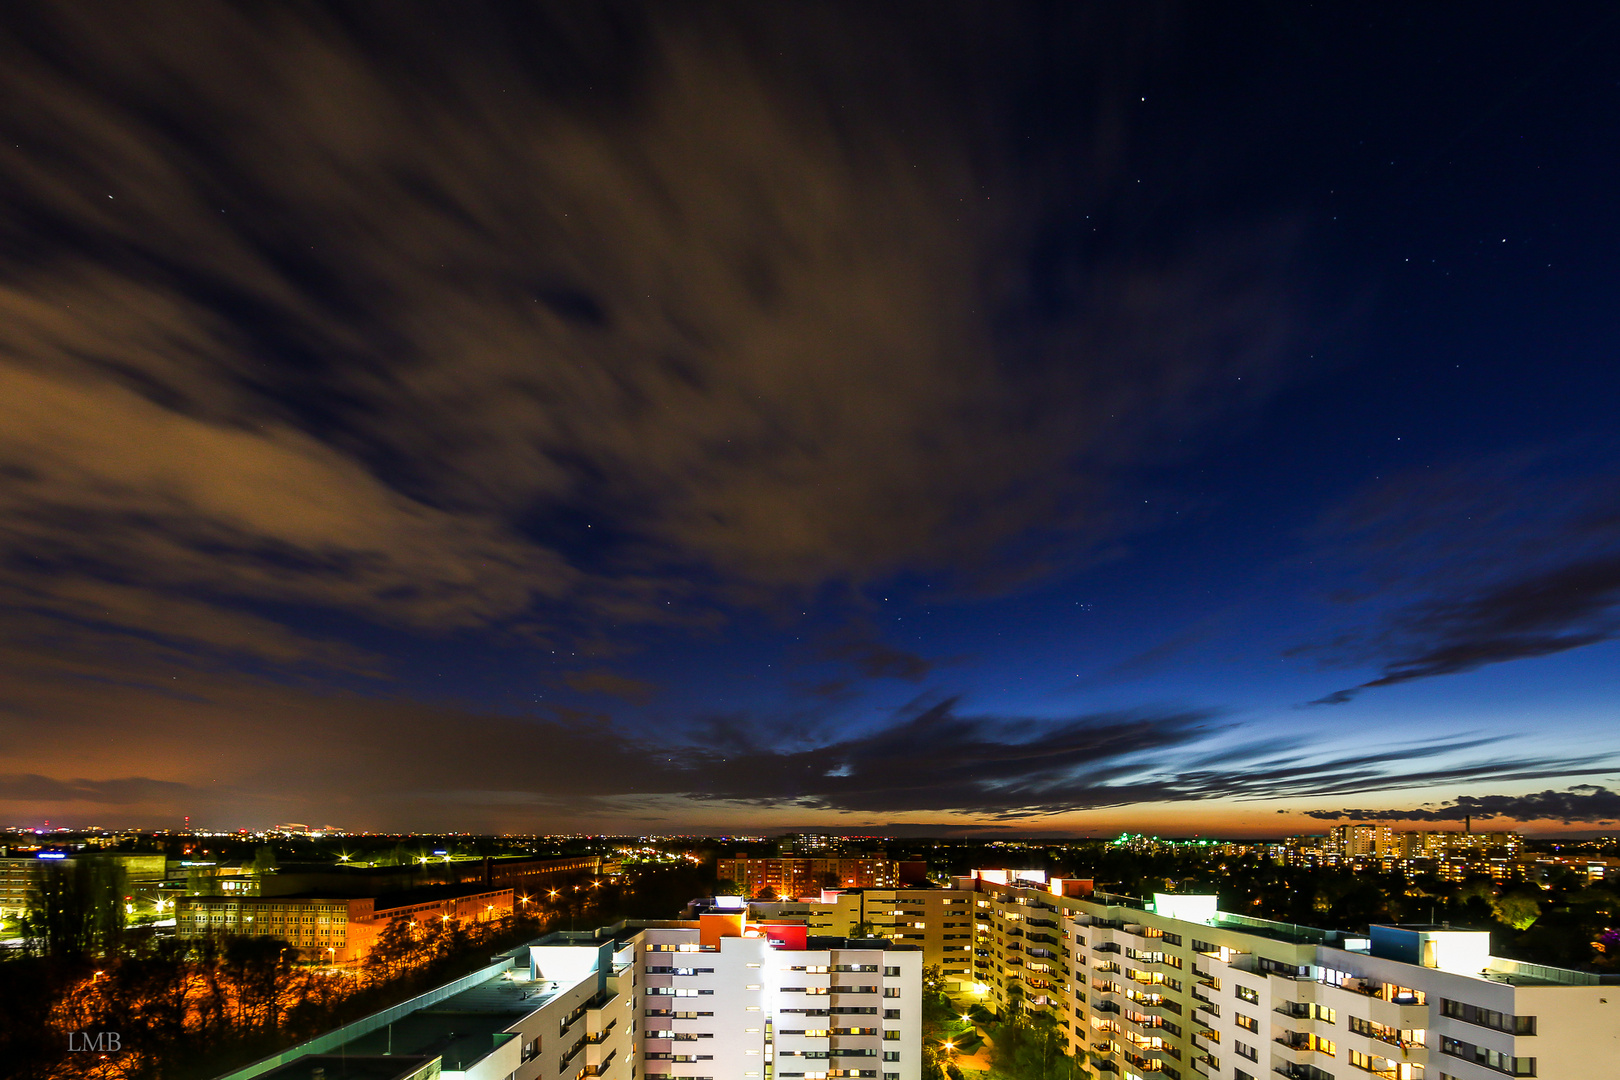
176, 884, 514, 962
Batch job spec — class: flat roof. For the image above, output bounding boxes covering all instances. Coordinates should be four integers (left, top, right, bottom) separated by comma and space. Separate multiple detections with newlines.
332, 971, 557, 1068
253, 1056, 434, 1080
806, 936, 922, 951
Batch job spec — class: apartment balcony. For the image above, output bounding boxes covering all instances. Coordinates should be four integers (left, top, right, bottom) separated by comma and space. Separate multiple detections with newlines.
1340, 1057, 1405, 1080
1126, 1035, 1183, 1063
1272, 1034, 1323, 1070
1191, 1053, 1216, 1077
1273, 1064, 1334, 1080
1352, 1028, 1427, 1054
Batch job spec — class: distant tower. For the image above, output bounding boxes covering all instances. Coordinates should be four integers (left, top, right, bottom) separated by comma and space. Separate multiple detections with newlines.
1464, 814, 1471, 835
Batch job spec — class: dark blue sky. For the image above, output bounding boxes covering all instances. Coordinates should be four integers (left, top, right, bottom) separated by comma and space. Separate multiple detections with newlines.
1, 2, 1618, 834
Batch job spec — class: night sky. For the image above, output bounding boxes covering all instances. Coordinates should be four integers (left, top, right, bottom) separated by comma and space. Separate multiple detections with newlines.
3, 3, 1619, 836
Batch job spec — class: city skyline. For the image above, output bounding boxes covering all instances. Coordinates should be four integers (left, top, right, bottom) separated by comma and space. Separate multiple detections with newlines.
3, 5, 1620, 836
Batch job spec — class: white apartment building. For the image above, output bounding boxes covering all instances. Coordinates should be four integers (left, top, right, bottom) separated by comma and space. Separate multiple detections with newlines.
640, 911, 924, 1080
962, 871, 1619, 1080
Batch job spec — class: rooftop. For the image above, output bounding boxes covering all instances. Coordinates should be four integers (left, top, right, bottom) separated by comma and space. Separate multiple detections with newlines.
806, 935, 921, 951
331, 964, 565, 1068
253, 1056, 435, 1080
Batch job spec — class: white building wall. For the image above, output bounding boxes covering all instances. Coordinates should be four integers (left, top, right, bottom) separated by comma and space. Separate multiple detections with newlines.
957, 878, 1620, 1080
637, 925, 922, 1080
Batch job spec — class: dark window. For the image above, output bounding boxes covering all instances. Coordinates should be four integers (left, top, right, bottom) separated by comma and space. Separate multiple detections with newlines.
1440, 1036, 1536, 1076
1441, 999, 1536, 1036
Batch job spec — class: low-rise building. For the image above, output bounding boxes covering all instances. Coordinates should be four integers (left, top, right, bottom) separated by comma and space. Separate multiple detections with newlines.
176, 884, 514, 962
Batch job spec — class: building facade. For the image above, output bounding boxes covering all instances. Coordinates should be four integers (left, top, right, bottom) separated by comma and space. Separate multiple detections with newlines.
752, 887, 980, 987
958, 870, 1616, 1080
639, 911, 923, 1080
175, 884, 514, 962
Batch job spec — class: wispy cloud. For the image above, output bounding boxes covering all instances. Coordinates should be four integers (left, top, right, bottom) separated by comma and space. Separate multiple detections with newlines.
1301, 450, 1620, 704
0, 2, 1299, 678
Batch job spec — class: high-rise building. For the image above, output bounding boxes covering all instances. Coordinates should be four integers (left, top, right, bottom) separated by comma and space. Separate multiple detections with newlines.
717, 856, 899, 897
957, 869, 1615, 1080
641, 911, 923, 1080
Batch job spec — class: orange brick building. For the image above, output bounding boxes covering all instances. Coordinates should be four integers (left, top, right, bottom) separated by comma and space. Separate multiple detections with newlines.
176, 884, 514, 963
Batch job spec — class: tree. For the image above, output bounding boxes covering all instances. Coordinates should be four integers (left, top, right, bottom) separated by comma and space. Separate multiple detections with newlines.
251, 845, 279, 876
221, 936, 295, 1032
363, 917, 418, 982
985, 981, 1083, 1080
21, 859, 126, 961
1492, 889, 1541, 930
918, 965, 962, 1080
